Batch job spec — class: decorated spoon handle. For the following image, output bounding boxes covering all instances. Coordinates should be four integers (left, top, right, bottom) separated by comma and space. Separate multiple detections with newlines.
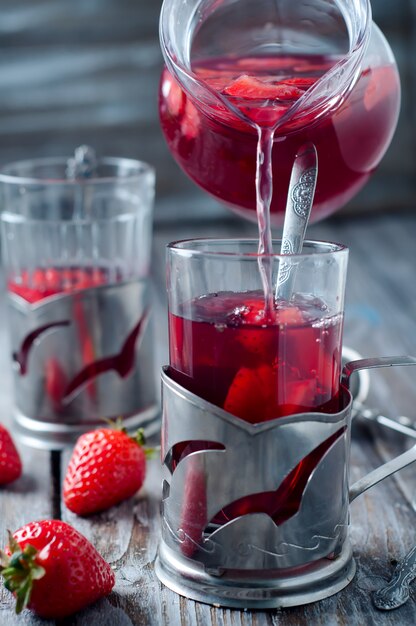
275, 142, 317, 301
373, 545, 416, 610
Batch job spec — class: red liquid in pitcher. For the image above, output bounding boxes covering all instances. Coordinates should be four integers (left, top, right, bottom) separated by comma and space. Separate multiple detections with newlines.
159, 54, 400, 223
169, 291, 343, 423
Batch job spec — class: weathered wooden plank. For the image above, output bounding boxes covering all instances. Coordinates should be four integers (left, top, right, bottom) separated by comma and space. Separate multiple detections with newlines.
60, 452, 165, 626
0, 0, 163, 46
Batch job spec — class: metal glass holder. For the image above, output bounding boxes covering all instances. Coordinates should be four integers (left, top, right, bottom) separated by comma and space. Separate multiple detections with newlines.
156, 357, 416, 609
9, 279, 159, 449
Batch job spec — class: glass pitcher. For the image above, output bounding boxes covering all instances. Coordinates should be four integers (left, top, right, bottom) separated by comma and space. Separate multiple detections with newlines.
159, 0, 400, 225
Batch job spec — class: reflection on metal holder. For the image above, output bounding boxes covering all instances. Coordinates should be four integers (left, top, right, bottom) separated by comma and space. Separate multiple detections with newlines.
156, 539, 356, 609
341, 346, 370, 417
8, 279, 159, 449
157, 368, 353, 607
156, 357, 416, 609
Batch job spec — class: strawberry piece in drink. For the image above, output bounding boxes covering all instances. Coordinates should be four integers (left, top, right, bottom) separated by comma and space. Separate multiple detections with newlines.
164, 74, 186, 117
233, 301, 304, 357
180, 99, 201, 139
224, 364, 278, 423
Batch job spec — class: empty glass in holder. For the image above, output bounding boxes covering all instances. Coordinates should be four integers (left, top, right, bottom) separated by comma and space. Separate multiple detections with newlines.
0, 156, 159, 449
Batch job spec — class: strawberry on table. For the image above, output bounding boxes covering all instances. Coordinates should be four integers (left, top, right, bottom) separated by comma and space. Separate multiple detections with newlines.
0, 424, 22, 485
0, 520, 115, 618
63, 423, 148, 516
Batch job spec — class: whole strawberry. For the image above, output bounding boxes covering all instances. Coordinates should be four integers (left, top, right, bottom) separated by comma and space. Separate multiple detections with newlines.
0, 424, 22, 485
63, 424, 147, 516
0, 520, 115, 618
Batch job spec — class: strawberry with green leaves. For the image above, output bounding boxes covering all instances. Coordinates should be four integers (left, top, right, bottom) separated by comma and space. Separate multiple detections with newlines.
0, 520, 115, 618
64, 422, 150, 516
0, 424, 22, 485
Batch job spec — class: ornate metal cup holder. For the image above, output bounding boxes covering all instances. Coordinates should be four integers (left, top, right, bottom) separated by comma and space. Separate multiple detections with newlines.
155, 357, 416, 609
8, 279, 159, 449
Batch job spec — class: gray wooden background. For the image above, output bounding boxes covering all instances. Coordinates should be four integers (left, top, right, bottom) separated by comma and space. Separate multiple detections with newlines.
0, 0, 414, 224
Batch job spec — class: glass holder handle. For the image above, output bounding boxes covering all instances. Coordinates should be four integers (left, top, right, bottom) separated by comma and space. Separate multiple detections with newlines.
341, 356, 416, 503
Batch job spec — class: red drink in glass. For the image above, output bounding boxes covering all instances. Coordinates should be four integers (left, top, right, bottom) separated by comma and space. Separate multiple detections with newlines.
8, 266, 112, 303
169, 290, 343, 423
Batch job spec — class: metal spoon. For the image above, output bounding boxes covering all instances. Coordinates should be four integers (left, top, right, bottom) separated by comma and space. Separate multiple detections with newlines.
66, 144, 97, 180
353, 403, 416, 439
275, 142, 318, 301
66, 144, 97, 221
373, 545, 416, 610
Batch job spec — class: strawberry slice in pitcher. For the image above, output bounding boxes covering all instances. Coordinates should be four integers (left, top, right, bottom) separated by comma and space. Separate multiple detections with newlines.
281, 77, 318, 89
223, 75, 304, 101
180, 99, 201, 139
162, 71, 186, 117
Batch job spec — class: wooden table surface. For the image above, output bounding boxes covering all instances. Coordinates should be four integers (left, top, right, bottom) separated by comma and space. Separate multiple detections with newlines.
1, 211, 416, 625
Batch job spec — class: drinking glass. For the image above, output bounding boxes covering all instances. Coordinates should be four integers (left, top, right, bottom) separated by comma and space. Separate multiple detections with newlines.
167, 239, 348, 420
0, 157, 159, 449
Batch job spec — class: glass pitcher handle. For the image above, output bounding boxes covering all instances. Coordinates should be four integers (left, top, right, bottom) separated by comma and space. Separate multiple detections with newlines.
341, 356, 416, 503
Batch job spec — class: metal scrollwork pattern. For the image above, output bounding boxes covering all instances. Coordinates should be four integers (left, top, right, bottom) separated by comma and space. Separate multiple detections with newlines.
291, 167, 318, 219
